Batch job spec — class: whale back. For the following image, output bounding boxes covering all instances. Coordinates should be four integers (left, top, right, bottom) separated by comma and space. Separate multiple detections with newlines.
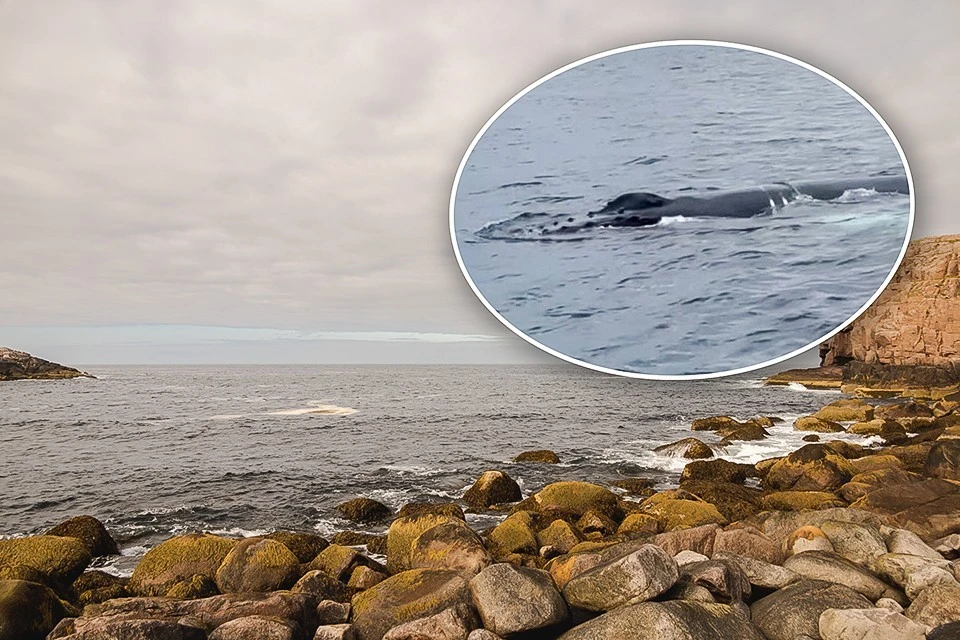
600, 192, 672, 213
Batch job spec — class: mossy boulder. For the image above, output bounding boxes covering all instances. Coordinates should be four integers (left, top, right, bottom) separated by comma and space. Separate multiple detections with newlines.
397, 502, 465, 520
351, 569, 471, 640
884, 443, 936, 472
760, 491, 846, 511
129, 533, 236, 597
72, 570, 129, 606
0, 535, 91, 591
337, 498, 393, 524
264, 531, 329, 563
215, 537, 300, 593
409, 520, 492, 576
537, 520, 584, 554
331, 532, 387, 555
513, 450, 561, 463
291, 569, 350, 603
641, 499, 727, 532
679, 481, 764, 522
532, 482, 622, 521
691, 416, 743, 431
763, 444, 857, 492
486, 512, 539, 560
610, 477, 655, 496
616, 514, 660, 536
0, 579, 72, 640
876, 401, 934, 420
308, 544, 374, 581
794, 415, 846, 433
680, 459, 752, 484
45, 516, 119, 558
717, 422, 770, 442
462, 470, 522, 509
813, 399, 875, 422
386, 514, 462, 574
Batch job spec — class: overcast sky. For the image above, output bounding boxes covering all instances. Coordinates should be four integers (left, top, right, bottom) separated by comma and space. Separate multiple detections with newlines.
1, 1, 957, 365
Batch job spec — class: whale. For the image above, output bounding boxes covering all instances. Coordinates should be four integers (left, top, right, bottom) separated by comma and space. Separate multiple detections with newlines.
477, 175, 908, 239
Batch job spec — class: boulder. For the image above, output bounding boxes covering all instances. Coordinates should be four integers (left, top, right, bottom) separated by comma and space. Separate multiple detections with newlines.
485, 512, 538, 560
750, 580, 872, 640
795, 415, 846, 433
691, 416, 743, 431
469, 563, 568, 636
209, 616, 298, 640
785, 525, 836, 557
712, 551, 798, 590
641, 499, 727, 531
532, 482, 621, 520
764, 444, 856, 492
265, 531, 329, 563
291, 570, 350, 603
382, 603, 477, 640
513, 450, 560, 463
850, 478, 960, 540
877, 401, 935, 420
885, 527, 943, 558
315, 625, 357, 640
45, 516, 119, 558
926, 441, 960, 480
129, 533, 235, 598
712, 527, 782, 565
906, 582, 960, 628
818, 607, 926, 640
674, 550, 709, 566
0, 535, 91, 591
783, 551, 900, 601
0, 579, 71, 640
351, 569, 471, 640
678, 559, 750, 603
462, 471, 522, 510
386, 514, 463, 574
397, 503, 465, 520
616, 513, 659, 536
71, 570, 129, 606
849, 454, 904, 474
652, 524, 719, 557
653, 438, 714, 459
409, 520, 492, 576
717, 422, 770, 442
679, 459, 751, 484
819, 520, 887, 566
337, 498, 393, 524
556, 600, 764, 640
59, 619, 207, 640
317, 600, 351, 624
872, 552, 952, 590
308, 544, 372, 582
561, 544, 678, 611
467, 631, 503, 640
331, 532, 386, 555
933, 533, 960, 559
537, 520, 583, 554
678, 481, 764, 522
548, 552, 604, 590
610, 477, 655, 496
760, 490, 845, 511
348, 566, 388, 590
215, 538, 300, 594
814, 399, 875, 423
904, 564, 959, 600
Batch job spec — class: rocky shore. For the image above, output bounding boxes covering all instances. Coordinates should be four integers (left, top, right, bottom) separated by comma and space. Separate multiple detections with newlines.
4, 394, 960, 640
0, 348, 93, 381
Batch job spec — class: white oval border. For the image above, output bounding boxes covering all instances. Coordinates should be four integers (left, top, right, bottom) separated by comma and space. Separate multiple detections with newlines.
449, 40, 916, 381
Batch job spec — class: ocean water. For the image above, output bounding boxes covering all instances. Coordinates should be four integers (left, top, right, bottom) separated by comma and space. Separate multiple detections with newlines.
0, 364, 873, 574
453, 45, 911, 376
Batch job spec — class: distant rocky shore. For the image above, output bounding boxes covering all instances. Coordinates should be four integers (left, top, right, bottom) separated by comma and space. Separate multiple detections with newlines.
4, 393, 960, 640
0, 347, 93, 381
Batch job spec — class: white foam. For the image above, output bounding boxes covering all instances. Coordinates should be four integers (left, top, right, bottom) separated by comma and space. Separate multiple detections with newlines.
266, 404, 358, 416
835, 187, 878, 203
657, 215, 691, 226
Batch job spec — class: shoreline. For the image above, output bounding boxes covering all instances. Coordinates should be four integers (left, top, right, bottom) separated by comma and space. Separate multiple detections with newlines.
4, 390, 959, 639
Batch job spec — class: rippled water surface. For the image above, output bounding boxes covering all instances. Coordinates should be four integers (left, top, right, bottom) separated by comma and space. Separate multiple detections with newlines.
454, 45, 911, 375
0, 365, 873, 572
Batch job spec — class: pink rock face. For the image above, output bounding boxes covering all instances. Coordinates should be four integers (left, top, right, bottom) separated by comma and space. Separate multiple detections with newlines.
822, 235, 960, 367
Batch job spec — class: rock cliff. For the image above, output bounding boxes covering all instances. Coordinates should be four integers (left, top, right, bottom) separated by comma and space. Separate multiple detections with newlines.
0, 347, 93, 381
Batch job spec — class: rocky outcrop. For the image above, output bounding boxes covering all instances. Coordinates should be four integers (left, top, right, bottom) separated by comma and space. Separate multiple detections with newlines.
0, 347, 93, 381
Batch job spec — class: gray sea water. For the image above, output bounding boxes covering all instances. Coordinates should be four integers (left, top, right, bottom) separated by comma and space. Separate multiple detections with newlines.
0, 364, 874, 574
454, 45, 911, 376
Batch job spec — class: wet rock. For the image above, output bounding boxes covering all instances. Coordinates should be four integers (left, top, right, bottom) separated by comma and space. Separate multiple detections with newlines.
351, 569, 471, 640
532, 482, 622, 520
561, 544, 678, 611
850, 454, 905, 474
331, 532, 386, 555
556, 600, 764, 640
609, 477, 655, 496
266, 531, 329, 563
818, 607, 926, 640
382, 603, 477, 640
46, 516, 119, 558
783, 551, 901, 601
462, 471, 522, 510
653, 437, 715, 459
409, 519, 492, 576
691, 416, 743, 431
678, 559, 751, 603
315, 625, 357, 640
717, 422, 770, 442
576, 510, 618, 536
712, 551, 799, 590
803, 434, 821, 442
386, 514, 464, 574
750, 580, 872, 640
795, 415, 847, 433
209, 616, 298, 640
513, 450, 560, 463
215, 537, 300, 594
850, 478, 960, 540
485, 512, 538, 560
537, 519, 583, 554
0, 579, 72, 640
906, 582, 960, 628
397, 503, 465, 520
814, 399, 875, 423
0, 535, 91, 591
128, 533, 235, 598
713, 527, 783, 565
338, 498, 393, 524
926, 440, 960, 480
680, 459, 752, 484
764, 444, 857, 492
819, 520, 887, 566
470, 563, 568, 636
291, 570, 351, 603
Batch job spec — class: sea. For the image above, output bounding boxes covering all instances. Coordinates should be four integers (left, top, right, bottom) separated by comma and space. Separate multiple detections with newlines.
453, 44, 912, 376
0, 364, 876, 575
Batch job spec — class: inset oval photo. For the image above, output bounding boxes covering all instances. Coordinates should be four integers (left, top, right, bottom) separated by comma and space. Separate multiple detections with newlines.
451, 42, 914, 378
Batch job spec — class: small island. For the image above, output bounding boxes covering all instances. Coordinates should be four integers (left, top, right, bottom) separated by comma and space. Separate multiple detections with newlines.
0, 347, 94, 381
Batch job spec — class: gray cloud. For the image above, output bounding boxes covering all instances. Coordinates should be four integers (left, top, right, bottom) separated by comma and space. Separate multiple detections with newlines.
1, 1, 956, 361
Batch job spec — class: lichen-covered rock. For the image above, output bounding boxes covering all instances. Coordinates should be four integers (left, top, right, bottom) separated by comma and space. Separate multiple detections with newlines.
462, 471, 522, 509
308, 544, 372, 582
291, 570, 350, 603
513, 450, 560, 463
209, 616, 298, 640
215, 538, 300, 594
717, 422, 770, 442
561, 544, 678, 611
45, 516, 119, 558
784, 525, 836, 557
536, 520, 583, 554
871, 552, 952, 590
264, 531, 329, 563
641, 498, 727, 531
652, 524, 719, 557
71, 570, 129, 606
680, 459, 752, 484
351, 569, 471, 640
331, 532, 386, 555
337, 498, 393, 524
386, 514, 463, 574
712, 551, 799, 590
814, 399, 875, 423
763, 444, 857, 492
926, 440, 960, 480
0, 535, 91, 591
678, 481, 764, 523
616, 513, 659, 536
691, 416, 743, 431
750, 580, 872, 640
347, 566, 387, 591
712, 527, 782, 565
818, 607, 927, 640
0, 579, 72, 640
760, 490, 846, 511
397, 503, 465, 520
129, 533, 236, 597
850, 478, 960, 540
485, 512, 538, 560
610, 477, 655, 495
795, 415, 847, 433
470, 563, 568, 636
819, 520, 887, 566
409, 520, 492, 576
906, 582, 960, 628
556, 600, 765, 640
382, 603, 477, 640
783, 551, 901, 602
532, 482, 622, 520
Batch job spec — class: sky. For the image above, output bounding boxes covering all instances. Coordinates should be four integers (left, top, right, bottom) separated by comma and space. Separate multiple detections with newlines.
1, 1, 957, 365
